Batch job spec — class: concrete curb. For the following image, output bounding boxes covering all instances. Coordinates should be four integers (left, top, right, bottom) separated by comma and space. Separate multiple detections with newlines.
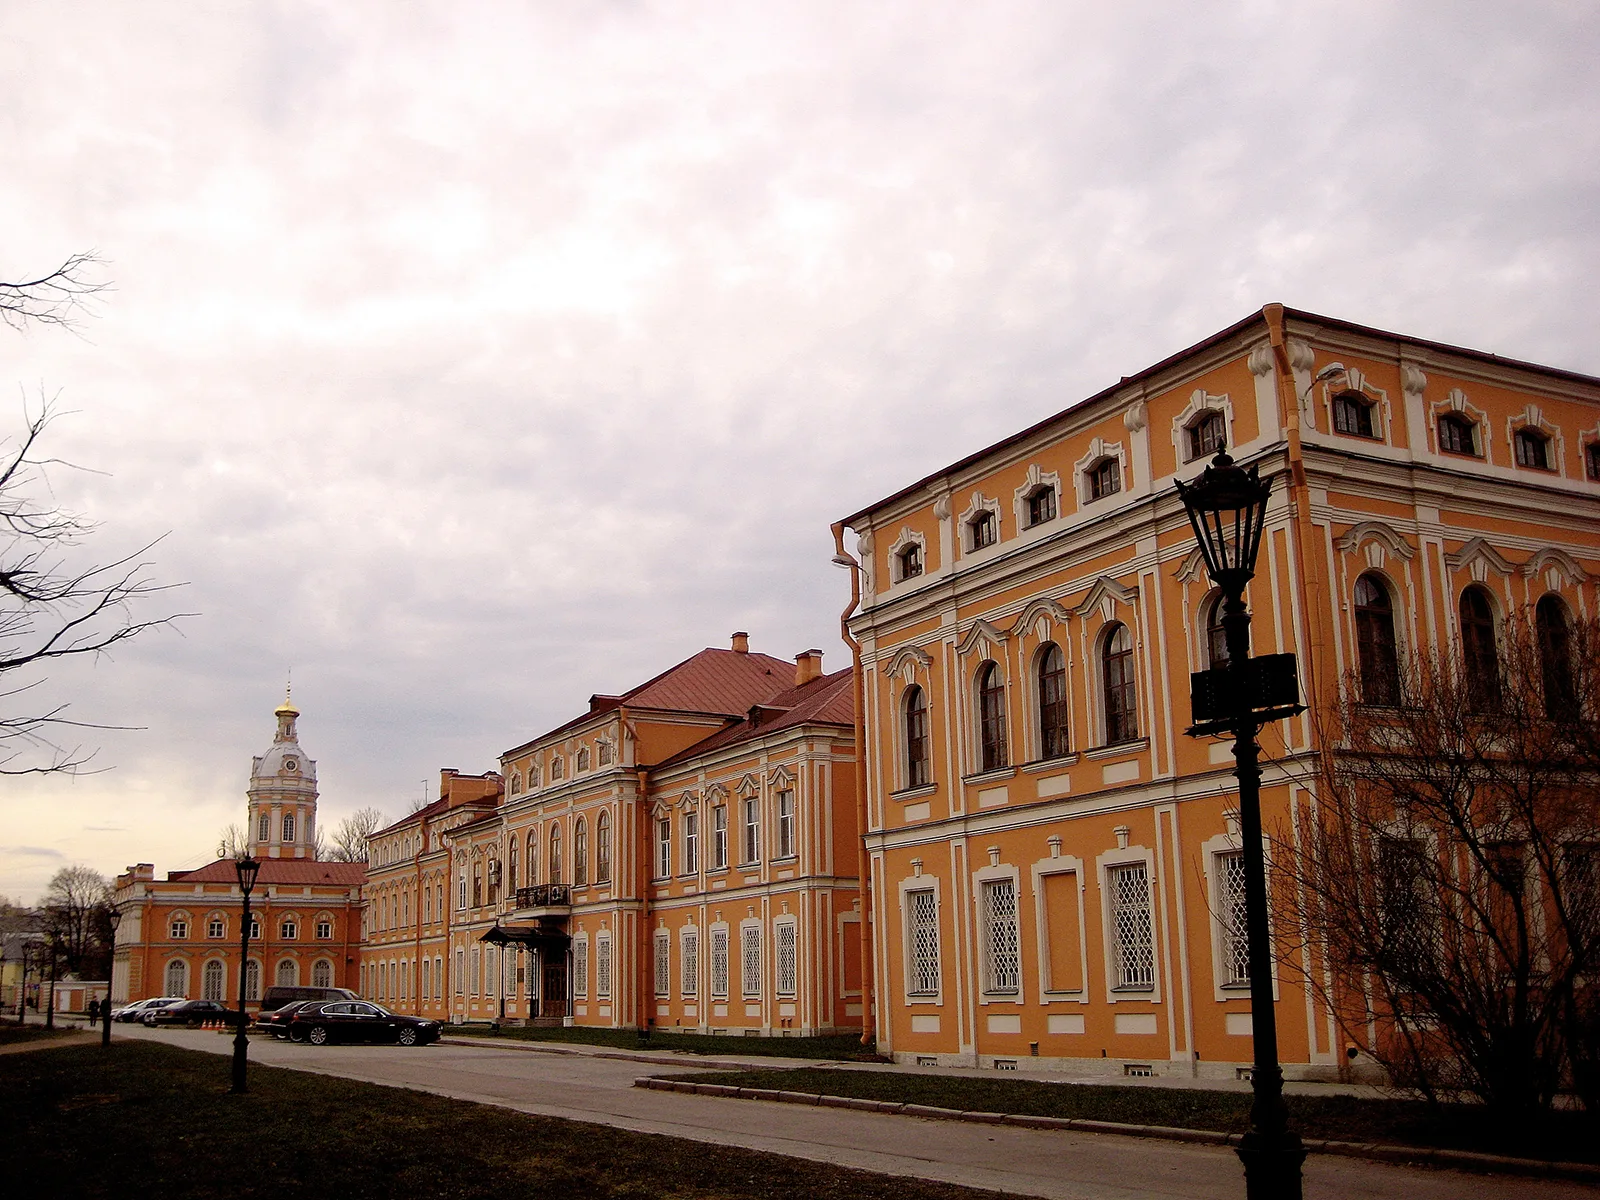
631, 1076, 1600, 1184
439, 1034, 784, 1074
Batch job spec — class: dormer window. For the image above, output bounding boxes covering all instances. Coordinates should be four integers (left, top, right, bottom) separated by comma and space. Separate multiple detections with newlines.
1088, 457, 1121, 500
897, 543, 923, 579
1515, 428, 1551, 470
509, 772, 522, 795
577, 746, 591, 772
597, 740, 614, 766
1186, 411, 1226, 461
1332, 392, 1376, 438
528, 762, 542, 788
550, 756, 564, 781
1437, 413, 1478, 456
968, 509, 997, 551
1025, 485, 1057, 527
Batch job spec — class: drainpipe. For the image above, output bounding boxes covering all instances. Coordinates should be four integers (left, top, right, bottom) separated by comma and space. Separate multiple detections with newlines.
636, 762, 651, 1034
831, 520, 875, 1047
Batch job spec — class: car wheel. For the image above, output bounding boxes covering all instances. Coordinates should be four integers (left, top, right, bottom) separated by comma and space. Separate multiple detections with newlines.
397, 1027, 418, 1046
307, 1025, 329, 1046
288, 1026, 307, 1043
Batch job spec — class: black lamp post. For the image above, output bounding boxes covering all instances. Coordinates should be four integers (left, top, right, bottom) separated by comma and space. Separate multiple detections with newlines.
231, 854, 261, 1095
44, 933, 61, 1031
102, 908, 122, 1047
1176, 447, 1307, 1199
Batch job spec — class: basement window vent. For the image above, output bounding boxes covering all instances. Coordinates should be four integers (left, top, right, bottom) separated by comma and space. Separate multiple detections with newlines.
994, 1059, 1019, 1071
916, 1056, 939, 1067
1235, 1067, 1254, 1082
1123, 1064, 1154, 1078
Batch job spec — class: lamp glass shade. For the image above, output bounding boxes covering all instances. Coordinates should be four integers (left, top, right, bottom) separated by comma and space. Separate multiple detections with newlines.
107, 907, 122, 931
1176, 449, 1273, 585
235, 855, 261, 894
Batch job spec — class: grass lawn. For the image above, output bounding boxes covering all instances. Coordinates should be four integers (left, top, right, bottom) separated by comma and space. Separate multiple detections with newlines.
1, 1041, 1000, 1200
0, 1024, 86, 1046
447, 1022, 885, 1061
665, 1067, 1599, 1165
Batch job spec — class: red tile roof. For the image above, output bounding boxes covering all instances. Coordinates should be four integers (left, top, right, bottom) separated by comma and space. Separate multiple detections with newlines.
655, 668, 855, 766
168, 859, 367, 887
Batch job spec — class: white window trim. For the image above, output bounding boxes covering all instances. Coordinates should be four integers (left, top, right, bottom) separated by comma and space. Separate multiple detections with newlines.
680, 924, 700, 997
1030, 854, 1090, 1004
1022, 633, 1077, 766
1172, 389, 1235, 464
969, 860, 1022, 1004
1073, 436, 1129, 509
1319, 372, 1391, 443
1095, 842, 1161, 1003
1012, 462, 1064, 532
1429, 388, 1493, 463
1199, 826, 1281, 1003
653, 929, 671, 997
595, 933, 613, 1001
957, 490, 1003, 559
739, 918, 763, 998
896, 872, 943, 1006
709, 922, 730, 999
572, 934, 589, 999
1507, 403, 1566, 475
886, 525, 930, 586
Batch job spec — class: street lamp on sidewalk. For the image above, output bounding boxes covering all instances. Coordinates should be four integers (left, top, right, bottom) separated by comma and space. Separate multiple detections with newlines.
231, 854, 261, 1094
102, 908, 122, 1048
1177, 446, 1307, 1200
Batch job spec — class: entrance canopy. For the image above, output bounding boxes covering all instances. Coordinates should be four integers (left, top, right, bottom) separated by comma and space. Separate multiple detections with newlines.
479, 924, 570, 952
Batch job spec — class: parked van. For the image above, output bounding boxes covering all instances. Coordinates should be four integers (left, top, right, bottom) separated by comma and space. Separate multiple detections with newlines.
258, 985, 359, 1014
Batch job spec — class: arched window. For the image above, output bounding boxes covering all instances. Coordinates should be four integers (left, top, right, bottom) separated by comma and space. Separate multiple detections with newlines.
508, 840, 518, 891
165, 959, 188, 997
202, 959, 225, 1001
1515, 428, 1551, 470
275, 959, 296, 987
457, 867, 467, 912
1025, 485, 1057, 527
550, 756, 564, 781
977, 662, 1008, 771
529, 761, 542, 788
1437, 413, 1478, 456
526, 830, 538, 886
967, 509, 997, 551
1537, 595, 1576, 718
1088, 457, 1121, 500
509, 772, 522, 794
1459, 586, 1500, 712
282, 812, 296, 842
1354, 574, 1400, 705
573, 817, 589, 886
1204, 593, 1229, 668
472, 861, 483, 908
1102, 624, 1138, 744
243, 959, 260, 1001
1187, 411, 1226, 461
903, 685, 930, 787
897, 542, 923, 580
577, 746, 591, 772
1037, 644, 1069, 759
596, 812, 612, 883
312, 960, 333, 988
549, 823, 562, 884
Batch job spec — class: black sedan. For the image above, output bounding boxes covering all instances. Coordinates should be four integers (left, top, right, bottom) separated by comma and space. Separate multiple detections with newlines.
286, 1001, 441, 1046
254, 999, 316, 1039
144, 999, 243, 1028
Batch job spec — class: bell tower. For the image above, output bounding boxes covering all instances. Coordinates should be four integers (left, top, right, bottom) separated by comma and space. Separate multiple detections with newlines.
247, 688, 320, 859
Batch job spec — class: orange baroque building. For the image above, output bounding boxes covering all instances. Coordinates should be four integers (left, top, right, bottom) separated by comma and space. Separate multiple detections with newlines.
112, 696, 365, 1006
835, 305, 1600, 1077
364, 635, 860, 1033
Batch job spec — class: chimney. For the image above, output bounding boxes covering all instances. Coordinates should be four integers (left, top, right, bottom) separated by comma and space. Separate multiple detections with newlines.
731, 631, 750, 653
795, 648, 823, 686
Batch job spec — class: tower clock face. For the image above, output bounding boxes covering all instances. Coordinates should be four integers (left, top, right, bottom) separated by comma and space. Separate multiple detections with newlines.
283, 757, 298, 772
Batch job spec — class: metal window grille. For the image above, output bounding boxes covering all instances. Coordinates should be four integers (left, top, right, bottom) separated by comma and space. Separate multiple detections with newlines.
776, 922, 797, 997
276, 959, 295, 988
981, 880, 1020, 993
909, 889, 940, 996
1217, 851, 1250, 986
777, 791, 795, 859
470, 948, 480, 996
711, 929, 729, 998
1110, 862, 1156, 989
741, 925, 762, 995
597, 938, 612, 999
203, 960, 224, 1000
313, 960, 332, 989
681, 929, 699, 995
455, 949, 465, 995
654, 934, 671, 996
487, 947, 498, 997
573, 940, 588, 998
244, 960, 260, 1001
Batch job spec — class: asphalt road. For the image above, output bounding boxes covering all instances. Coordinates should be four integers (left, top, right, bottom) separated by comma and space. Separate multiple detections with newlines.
117, 1024, 1592, 1200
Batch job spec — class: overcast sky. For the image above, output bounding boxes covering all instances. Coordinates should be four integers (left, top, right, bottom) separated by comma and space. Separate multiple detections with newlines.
2, 1, 1596, 903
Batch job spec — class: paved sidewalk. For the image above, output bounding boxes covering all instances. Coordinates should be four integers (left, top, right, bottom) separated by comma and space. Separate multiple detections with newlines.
104, 1024, 1593, 1200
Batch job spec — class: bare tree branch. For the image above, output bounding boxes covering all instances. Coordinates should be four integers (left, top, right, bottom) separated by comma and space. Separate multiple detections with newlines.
0, 252, 109, 333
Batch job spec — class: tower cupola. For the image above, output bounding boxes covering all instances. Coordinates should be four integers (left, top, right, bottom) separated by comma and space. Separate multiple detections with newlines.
247, 687, 320, 859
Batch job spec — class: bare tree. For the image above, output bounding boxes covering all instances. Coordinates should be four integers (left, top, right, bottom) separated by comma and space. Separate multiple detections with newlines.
41, 864, 111, 976
215, 823, 249, 859
1277, 609, 1600, 1116
0, 256, 183, 774
1, 253, 108, 332
328, 807, 387, 862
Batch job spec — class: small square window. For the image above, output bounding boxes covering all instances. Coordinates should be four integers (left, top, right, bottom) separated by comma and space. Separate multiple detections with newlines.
1436, 413, 1478, 456
207, 919, 225, 939
1089, 458, 1121, 501
281, 920, 298, 940
316, 921, 333, 939
897, 543, 923, 579
1332, 392, 1376, 438
1025, 486, 1057, 527
968, 510, 997, 551
1186, 411, 1226, 461
170, 920, 189, 940
1516, 428, 1551, 470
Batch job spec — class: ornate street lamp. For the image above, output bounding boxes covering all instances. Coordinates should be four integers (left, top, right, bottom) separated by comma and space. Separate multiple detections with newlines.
44, 932, 62, 1031
231, 854, 261, 1094
1176, 447, 1307, 1199
102, 908, 122, 1048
